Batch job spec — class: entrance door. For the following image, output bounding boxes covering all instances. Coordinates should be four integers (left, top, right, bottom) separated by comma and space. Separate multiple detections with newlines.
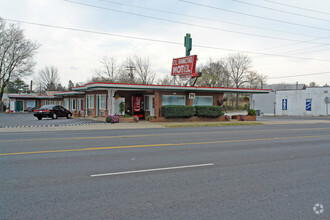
96, 95, 100, 117
150, 95, 155, 116
16, 100, 23, 112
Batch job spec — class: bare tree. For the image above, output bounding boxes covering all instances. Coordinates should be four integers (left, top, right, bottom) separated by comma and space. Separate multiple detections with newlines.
116, 57, 136, 84
35, 66, 61, 92
133, 55, 156, 84
198, 59, 230, 87
227, 53, 251, 108
94, 56, 118, 82
309, 82, 317, 87
245, 71, 267, 89
0, 18, 39, 105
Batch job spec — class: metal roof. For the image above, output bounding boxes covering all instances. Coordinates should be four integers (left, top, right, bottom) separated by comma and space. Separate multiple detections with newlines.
73, 82, 271, 94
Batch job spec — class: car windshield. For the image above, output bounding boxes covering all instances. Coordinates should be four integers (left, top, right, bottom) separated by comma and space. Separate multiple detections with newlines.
40, 105, 55, 110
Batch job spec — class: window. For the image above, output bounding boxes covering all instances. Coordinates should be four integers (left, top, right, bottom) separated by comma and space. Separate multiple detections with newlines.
77, 99, 84, 111
144, 96, 150, 111
64, 98, 69, 109
71, 99, 76, 110
193, 96, 213, 106
98, 94, 106, 109
44, 100, 48, 105
59, 101, 63, 107
87, 95, 94, 109
162, 95, 185, 106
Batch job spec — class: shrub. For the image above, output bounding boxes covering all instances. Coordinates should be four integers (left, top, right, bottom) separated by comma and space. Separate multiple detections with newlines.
105, 115, 120, 123
195, 106, 224, 118
133, 116, 139, 122
248, 109, 256, 116
162, 105, 195, 118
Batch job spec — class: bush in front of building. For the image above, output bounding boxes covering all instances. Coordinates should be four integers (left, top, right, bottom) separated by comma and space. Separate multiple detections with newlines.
105, 115, 120, 123
195, 106, 224, 118
248, 109, 257, 116
162, 105, 195, 118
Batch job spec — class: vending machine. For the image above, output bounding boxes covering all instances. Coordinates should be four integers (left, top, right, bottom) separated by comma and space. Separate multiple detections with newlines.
132, 96, 144, 119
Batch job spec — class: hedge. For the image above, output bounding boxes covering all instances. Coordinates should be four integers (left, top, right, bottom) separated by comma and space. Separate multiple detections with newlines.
248, 109, 256, 116
162, 105, 195, 118
195, 106, 224, 118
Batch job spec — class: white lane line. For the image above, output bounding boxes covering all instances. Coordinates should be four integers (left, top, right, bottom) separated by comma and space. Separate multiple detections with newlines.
91, 163, 214, 177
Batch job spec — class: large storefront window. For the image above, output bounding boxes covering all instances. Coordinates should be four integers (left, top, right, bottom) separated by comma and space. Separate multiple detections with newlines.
87, 95, 94, 109
193, 96, 213, 106
98, 94, 107, 109
64, 98, 69, 109
162, 95, 185, 106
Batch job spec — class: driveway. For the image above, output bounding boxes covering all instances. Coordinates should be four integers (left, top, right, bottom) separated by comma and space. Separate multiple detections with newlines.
0, 113, 106, 128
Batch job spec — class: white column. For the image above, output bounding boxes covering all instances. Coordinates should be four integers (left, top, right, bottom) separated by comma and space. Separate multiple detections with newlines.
107, 89, 116, 115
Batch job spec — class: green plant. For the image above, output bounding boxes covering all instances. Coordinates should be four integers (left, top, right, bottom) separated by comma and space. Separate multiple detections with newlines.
162, 105, 195, 118
147, 116, 157, 121
119, 101, 125, 115
133, 116, 139, 122
195, 106, 224, 118
105, 115, 120, 123
248, 109, 256, 116
123, 114, 130, 118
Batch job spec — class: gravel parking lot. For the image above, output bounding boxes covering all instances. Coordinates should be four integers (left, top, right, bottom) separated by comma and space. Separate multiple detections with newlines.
0, 113, 106, 128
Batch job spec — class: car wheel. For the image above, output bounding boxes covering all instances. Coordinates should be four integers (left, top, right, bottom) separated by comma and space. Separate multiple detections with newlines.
37, 116, 42, 120
52, 113, 57, 119
67, 113, 72, 119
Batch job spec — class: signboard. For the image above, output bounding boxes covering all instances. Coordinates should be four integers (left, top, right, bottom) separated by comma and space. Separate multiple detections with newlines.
282, 99, 287, 110
171, 55, 197, 76
306, 99, 312, 111
189, 93, 195, 99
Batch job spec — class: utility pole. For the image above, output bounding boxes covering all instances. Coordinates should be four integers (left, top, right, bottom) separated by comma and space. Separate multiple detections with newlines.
126, 65, 136, 83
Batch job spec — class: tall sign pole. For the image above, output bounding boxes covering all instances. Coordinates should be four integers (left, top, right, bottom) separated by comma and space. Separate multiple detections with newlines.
184, 33, 192, 56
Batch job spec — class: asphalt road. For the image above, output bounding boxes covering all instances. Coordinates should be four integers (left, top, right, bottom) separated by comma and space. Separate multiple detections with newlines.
0, 113, 106, 128
1, 124, 329, 219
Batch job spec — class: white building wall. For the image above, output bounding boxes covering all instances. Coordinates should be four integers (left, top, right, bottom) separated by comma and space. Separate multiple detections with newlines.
250, 92, 276, 115
275, 88, 330, 116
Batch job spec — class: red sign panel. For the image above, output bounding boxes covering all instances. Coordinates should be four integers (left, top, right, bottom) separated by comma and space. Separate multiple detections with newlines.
171, 55, 197, 76
133, 96, 143, 112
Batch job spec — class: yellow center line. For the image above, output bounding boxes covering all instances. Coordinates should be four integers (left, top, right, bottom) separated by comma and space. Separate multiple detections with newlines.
1, 134, 329, 156
0, 127, 329, 143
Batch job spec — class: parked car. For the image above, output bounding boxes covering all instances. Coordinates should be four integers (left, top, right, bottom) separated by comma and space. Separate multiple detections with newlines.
33, 105, 72, 120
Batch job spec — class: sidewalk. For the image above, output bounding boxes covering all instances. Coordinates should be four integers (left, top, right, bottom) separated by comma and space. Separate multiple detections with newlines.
0, 117, 329, 132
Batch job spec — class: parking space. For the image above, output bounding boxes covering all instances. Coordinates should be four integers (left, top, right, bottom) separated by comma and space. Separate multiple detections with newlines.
0, 113, 106, 128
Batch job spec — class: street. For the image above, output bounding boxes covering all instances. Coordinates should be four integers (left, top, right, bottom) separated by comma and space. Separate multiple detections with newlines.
1, 123, 329, 219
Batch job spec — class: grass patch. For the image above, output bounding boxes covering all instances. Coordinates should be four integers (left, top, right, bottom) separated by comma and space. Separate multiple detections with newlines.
164, 122, 264, 128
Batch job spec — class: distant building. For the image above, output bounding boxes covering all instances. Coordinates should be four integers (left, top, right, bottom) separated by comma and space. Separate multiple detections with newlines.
251, 85, 330, 116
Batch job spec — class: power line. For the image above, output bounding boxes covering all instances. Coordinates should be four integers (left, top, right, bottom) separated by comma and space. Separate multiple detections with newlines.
64, 0, 330, 47
96, 0, 316, 38
4, 18, 330, 62
268, 71, 330, 79
265, 0, 330, 16
233, 0, 330, 22
178, 0, 330, 32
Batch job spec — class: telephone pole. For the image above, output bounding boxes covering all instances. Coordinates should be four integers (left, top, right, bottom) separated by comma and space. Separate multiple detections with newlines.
126, 65, 136, 83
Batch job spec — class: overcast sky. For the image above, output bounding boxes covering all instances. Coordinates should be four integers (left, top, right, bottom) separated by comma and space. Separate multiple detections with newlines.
1, 0, 330, 87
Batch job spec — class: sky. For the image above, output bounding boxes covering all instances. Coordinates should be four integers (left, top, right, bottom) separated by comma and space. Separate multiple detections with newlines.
1, 0, 330, 87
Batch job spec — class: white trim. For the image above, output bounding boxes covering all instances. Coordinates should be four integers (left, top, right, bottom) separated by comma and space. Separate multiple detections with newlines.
74, 83, 270, 94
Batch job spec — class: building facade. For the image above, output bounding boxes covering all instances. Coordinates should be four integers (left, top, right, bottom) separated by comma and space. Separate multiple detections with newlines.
9, 82, 270, 118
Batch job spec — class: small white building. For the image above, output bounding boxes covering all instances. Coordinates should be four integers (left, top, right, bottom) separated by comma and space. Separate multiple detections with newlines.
251, 87, 330, 116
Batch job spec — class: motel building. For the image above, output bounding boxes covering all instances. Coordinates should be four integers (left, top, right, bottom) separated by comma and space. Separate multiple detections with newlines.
8, 82, 270, 120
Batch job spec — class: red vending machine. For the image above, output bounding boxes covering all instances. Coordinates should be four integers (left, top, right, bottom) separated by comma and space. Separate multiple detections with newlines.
132, 96, 144, 119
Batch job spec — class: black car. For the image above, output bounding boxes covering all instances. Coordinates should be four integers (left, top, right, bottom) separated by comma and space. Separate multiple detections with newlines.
33, 105, 72, 120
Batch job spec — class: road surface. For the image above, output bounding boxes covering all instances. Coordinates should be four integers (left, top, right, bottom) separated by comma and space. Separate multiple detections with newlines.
1, 123, 329, 219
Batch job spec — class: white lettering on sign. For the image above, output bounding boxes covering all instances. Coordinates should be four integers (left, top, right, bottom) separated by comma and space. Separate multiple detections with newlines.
171, 55, 197, 76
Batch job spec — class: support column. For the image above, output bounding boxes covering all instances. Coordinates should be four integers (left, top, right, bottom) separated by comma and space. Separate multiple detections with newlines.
107, 89, 116, 115
154, 90, 160, 117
